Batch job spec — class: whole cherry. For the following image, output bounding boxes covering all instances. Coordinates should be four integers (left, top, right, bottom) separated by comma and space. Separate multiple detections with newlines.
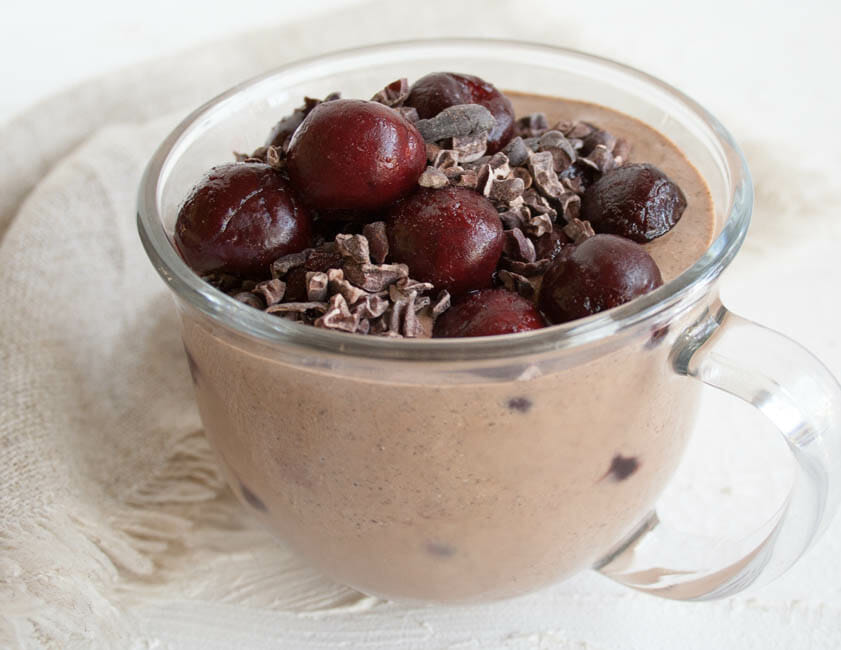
286, 99, 426, 212
404, 72, 515, 154
386, 186, 504, 296
580, 163, 687, 242
434, 289, 546, 337
538, 234, 663, 324
174, 162, 311, 278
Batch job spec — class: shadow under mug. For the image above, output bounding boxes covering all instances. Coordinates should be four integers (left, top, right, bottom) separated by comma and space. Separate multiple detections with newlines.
137, 40, 841, 602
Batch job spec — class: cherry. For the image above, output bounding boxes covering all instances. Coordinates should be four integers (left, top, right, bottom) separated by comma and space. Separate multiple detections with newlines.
404, 72, 515, 154
174, 162, 311, 278
286, 99, 426, 212
434, 289, 546, 337
386, 186, 504, 296
580, 163, 687, 242
538, 234, 663, 324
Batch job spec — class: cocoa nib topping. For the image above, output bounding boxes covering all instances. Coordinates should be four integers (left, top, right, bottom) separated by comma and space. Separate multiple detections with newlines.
516, 112, 549, 138
233, 231, 450, 337
496, 269, 535, 300
415, 113, 626, 276
371, 78, 410, 107
253, 278, 286, 306
503, 228, 536, 263
362, 221, 389, 264
414, 104, 496, 143
209, 89, 647, 338
563, 218, 596, 245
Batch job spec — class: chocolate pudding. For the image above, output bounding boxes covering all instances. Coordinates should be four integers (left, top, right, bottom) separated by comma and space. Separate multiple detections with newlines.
179, 93, 716, 601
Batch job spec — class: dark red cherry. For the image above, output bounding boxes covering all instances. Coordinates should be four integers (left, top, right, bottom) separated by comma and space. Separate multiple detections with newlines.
286, 99, 426, 212
434, 289, 546, 338
404, 72, 515, 154
580, 163, 687, 242
538, 234, 663, 324
174, 162, 311, 278
386, 187, 504, 296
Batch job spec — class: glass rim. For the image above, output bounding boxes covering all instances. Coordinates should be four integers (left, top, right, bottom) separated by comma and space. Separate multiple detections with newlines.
137, 38, 753, 362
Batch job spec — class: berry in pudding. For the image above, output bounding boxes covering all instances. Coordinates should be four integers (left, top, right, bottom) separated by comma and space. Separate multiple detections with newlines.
287, 99, 426, 212
405, 72, 515, 154
581, 163, 687, 242
433, 289, 546, 337
174, 162, 311, 277
386, 186, 504, 296
539, 233, 663, 324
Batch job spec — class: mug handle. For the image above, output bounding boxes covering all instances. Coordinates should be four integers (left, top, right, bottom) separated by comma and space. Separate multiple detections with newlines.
595, 300, 841, 600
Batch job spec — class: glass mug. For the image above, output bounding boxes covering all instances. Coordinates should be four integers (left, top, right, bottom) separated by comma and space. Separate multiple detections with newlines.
137, 40, 841, 603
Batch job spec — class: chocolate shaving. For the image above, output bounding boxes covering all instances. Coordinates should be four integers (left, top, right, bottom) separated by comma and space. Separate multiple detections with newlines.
563, 218, 596, 244
265, 301, 328, 314
558, 192, 582, 222
203, 272, 243, 292
503, 228, 536, 263
314, 294, 359, 332
343, 262, 409, 292
477, 152, 511, 196
306, 272, 329, 302
402, 298, 425, 338
516, 113, 549, 138
326, 269, 369, 306
538, 130, 576, 171
561, 175, 584, 194
583, 144, 615, 174
522, 188, 558, 219
418, 166, 449, 188
371, 78, 409, 107
265, 145, 284, 170
362, 221, 389, 264
394, 277, 436, 294
426, 142, 442, 163
523, 212, 554, 238
354, 294, 389, 319
528, 150, 566, 200
581, 129, 617, 155
500, 258, 552, 276
335, 233, 371, 265
496, 269, 535, 299
502, 136, 531, 167
488, 177, 525, 203
253, 278, 286, 306
271, 251, 309, 278
431, 291, 451, 318
414, 104, 496, 143
498, 206, 528, 231
613, 138, 631, 165
450, 134, 488, 163
233, 292, 264, 309
453, 170, 479, 190
561, 121, 595, 139
511, 166, 533, 190
433, 149, 460, 170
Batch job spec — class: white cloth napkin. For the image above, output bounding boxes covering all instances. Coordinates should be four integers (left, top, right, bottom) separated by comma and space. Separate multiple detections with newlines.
2, 1, 841, 648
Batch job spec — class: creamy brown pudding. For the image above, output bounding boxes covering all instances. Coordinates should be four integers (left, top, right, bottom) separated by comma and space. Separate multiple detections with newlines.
178, 90, 716, 601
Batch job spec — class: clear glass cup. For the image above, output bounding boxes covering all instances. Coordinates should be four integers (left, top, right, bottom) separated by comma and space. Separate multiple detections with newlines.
137, 39, 841, 603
